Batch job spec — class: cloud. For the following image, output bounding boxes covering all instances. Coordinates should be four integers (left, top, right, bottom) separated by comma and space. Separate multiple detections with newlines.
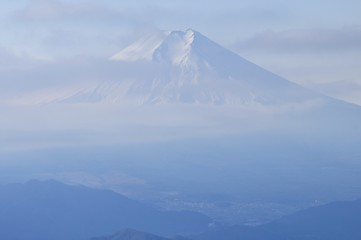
13, 0, 118, 23
0, 47, 22, 66
11, 0, 165, 27
6, 0, 165, 57
0, 46, 48, 72
234, 26, 361, 53
49, 171, 147, 188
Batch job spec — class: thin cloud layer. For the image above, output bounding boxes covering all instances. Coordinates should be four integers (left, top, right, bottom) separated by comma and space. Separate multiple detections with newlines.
234, 26, 361, 53
13, 0, 120, 23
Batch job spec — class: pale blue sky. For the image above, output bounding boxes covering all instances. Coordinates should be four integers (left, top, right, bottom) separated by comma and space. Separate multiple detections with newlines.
1, 0, 361, 103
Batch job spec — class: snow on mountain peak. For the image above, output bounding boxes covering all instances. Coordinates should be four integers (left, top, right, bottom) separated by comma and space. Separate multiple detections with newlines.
110, 29, 203, 65
153, 29, 196, 65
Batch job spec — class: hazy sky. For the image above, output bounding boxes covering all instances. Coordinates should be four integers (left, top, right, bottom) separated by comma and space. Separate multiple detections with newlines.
1, 0, 361, 103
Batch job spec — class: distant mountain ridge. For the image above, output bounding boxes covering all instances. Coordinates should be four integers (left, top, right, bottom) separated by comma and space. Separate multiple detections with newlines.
91, 229, 170, 240
192, 198, 361, 240
90, 229, 190, 240
93, 198, 361, 240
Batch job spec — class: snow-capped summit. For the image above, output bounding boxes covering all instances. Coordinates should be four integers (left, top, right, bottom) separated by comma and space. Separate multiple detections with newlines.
111, 29, 201, 65
111, 28, 253, 70
153, 29, 199, 65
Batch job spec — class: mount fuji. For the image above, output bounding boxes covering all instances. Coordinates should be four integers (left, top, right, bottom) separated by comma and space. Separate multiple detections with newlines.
108, 29, 321, 105
6, 29, 329, 106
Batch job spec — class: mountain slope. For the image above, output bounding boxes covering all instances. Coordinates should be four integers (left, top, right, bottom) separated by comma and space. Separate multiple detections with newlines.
0, 180, 211, 240
91, 198, 361, 240
192, 198, 361, 240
